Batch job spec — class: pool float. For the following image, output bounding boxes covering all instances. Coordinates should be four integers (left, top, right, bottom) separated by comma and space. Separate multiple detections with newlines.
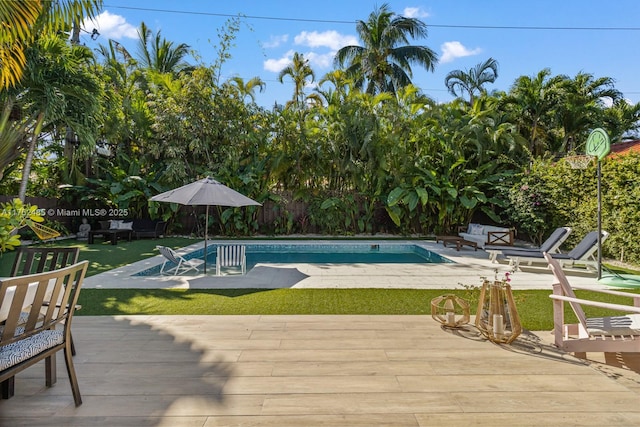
598, 274, 640, 289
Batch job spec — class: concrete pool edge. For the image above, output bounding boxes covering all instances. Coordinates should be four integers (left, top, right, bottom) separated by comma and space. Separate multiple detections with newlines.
81, 239, 607, 291
133, 241, 454, 277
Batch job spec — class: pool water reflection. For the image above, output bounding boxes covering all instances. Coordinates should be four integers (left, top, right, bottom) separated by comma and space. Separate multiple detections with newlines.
134, 243, 452, 276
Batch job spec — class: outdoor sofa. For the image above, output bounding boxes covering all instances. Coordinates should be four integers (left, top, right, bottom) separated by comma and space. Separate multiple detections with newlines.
131, 219, 167, 239
88, 219, 166, 244
458, 223, 514, 249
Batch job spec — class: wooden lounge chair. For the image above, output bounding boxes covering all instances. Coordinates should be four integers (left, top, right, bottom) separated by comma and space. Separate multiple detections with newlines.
156, 245, 204, 275
487, 226, 571, 263
504, 230, 608, 271
216, 245, 246, 276
544, 252, 640, 359
1, 261, 88, 406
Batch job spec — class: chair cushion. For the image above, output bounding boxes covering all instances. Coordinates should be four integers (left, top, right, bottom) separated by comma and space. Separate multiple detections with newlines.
0, 325, 25, 337
586, 314, 640, 336
0, 310, 32, 335
17, 311, 29, 324
0, 330, 63, 371
468, 223, 485, 235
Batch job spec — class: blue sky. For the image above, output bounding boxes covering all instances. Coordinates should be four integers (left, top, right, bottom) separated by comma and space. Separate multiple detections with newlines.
82, 1, 640, 107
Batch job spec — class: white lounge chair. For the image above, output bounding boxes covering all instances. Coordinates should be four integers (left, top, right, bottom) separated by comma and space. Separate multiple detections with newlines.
487, 226, 572, 263
156, 246, 204, 275
504, 230, 608, 271
545, 252, 640, 359
216, 245, 246, 276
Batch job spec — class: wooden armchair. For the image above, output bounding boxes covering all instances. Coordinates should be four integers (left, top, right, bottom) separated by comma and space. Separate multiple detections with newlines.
10, 246, 81, 355
10, 246, 80, 276
457, 223, 514, 249
544, 252, 640, 359
0, 261, 88, 406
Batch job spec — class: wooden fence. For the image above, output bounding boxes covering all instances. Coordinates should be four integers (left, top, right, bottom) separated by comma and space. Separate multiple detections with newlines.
0, 194, 310, 236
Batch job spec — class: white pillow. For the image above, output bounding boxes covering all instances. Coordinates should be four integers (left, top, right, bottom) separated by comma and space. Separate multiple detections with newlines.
119, 221, 133, 230
109, 220, 122, 230
469, 224, 485, 235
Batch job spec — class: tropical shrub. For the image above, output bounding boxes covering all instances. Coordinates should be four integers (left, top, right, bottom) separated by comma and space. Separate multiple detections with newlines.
502, 153, 640, 264
0, 198, 44, 252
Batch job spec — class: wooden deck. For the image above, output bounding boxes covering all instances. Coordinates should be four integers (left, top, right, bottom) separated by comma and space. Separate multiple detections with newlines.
2, 315, 640, 426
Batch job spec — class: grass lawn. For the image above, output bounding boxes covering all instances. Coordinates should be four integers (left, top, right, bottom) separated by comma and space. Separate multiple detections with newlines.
0, 236, 199, 277
2, 236, 640, 331
76, 287, 640, 331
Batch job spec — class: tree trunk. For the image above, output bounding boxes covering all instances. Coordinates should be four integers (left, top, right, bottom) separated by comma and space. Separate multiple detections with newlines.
18, 112, 44, 202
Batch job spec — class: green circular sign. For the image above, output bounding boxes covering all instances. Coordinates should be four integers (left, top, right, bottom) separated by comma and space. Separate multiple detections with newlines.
585, 128, 610, 160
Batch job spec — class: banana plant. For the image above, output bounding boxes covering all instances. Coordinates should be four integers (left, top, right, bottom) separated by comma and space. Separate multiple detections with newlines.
385, 182, 429, 230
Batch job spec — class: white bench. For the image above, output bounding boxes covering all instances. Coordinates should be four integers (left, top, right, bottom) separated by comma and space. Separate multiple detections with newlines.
458, 223, 514, 249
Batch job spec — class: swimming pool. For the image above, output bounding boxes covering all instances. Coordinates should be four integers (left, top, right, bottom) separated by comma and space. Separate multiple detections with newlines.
134, 243, 453, 276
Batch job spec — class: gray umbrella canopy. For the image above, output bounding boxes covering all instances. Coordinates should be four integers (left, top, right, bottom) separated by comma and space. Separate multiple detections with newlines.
149, 177, 261, 207
150, 177, 261, 273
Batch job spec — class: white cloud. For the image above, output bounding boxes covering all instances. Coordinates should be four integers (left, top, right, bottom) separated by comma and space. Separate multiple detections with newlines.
294, 30, 357, 50
439, 41, 482, 64
263, 49, 336, 73
83, 10, 137, 40
601, 97, 614, 108
264, 30, 357, 73
305, 51, 334, 69
264, 50, 295, 73
263, 34, 289, 48
263, 30, 358, 73
403, 7, 429, 18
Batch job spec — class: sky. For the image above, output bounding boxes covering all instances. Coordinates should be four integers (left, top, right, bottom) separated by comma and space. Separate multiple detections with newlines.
79, 1, 640, 108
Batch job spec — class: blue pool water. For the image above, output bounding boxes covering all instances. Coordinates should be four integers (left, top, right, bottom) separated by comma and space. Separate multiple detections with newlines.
134, 243, 452, 276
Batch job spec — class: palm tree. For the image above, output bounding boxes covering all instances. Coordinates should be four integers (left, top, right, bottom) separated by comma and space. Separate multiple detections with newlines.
334, 3, 437, 95
445, 57, 499, 105
504, 68, 565, 156
0, 99, 27, 181
603, 99, 640, 142
278, 52, 315, 109
228, 76, 266, 103
94, 39, 149, 159
95, 39, 133, 63
554, 72, 622, 151
0, 0, 102, 89
0, 1, 40, 88
16, 33, 102, 200
315, 69, 354, 106
135, 22, 192, 74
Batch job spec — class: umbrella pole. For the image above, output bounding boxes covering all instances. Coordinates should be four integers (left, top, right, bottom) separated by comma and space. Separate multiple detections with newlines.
204, 205, 209, 274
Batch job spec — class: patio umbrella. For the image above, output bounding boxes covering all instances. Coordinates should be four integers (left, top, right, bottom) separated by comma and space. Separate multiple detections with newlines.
149, 177, 261, 273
